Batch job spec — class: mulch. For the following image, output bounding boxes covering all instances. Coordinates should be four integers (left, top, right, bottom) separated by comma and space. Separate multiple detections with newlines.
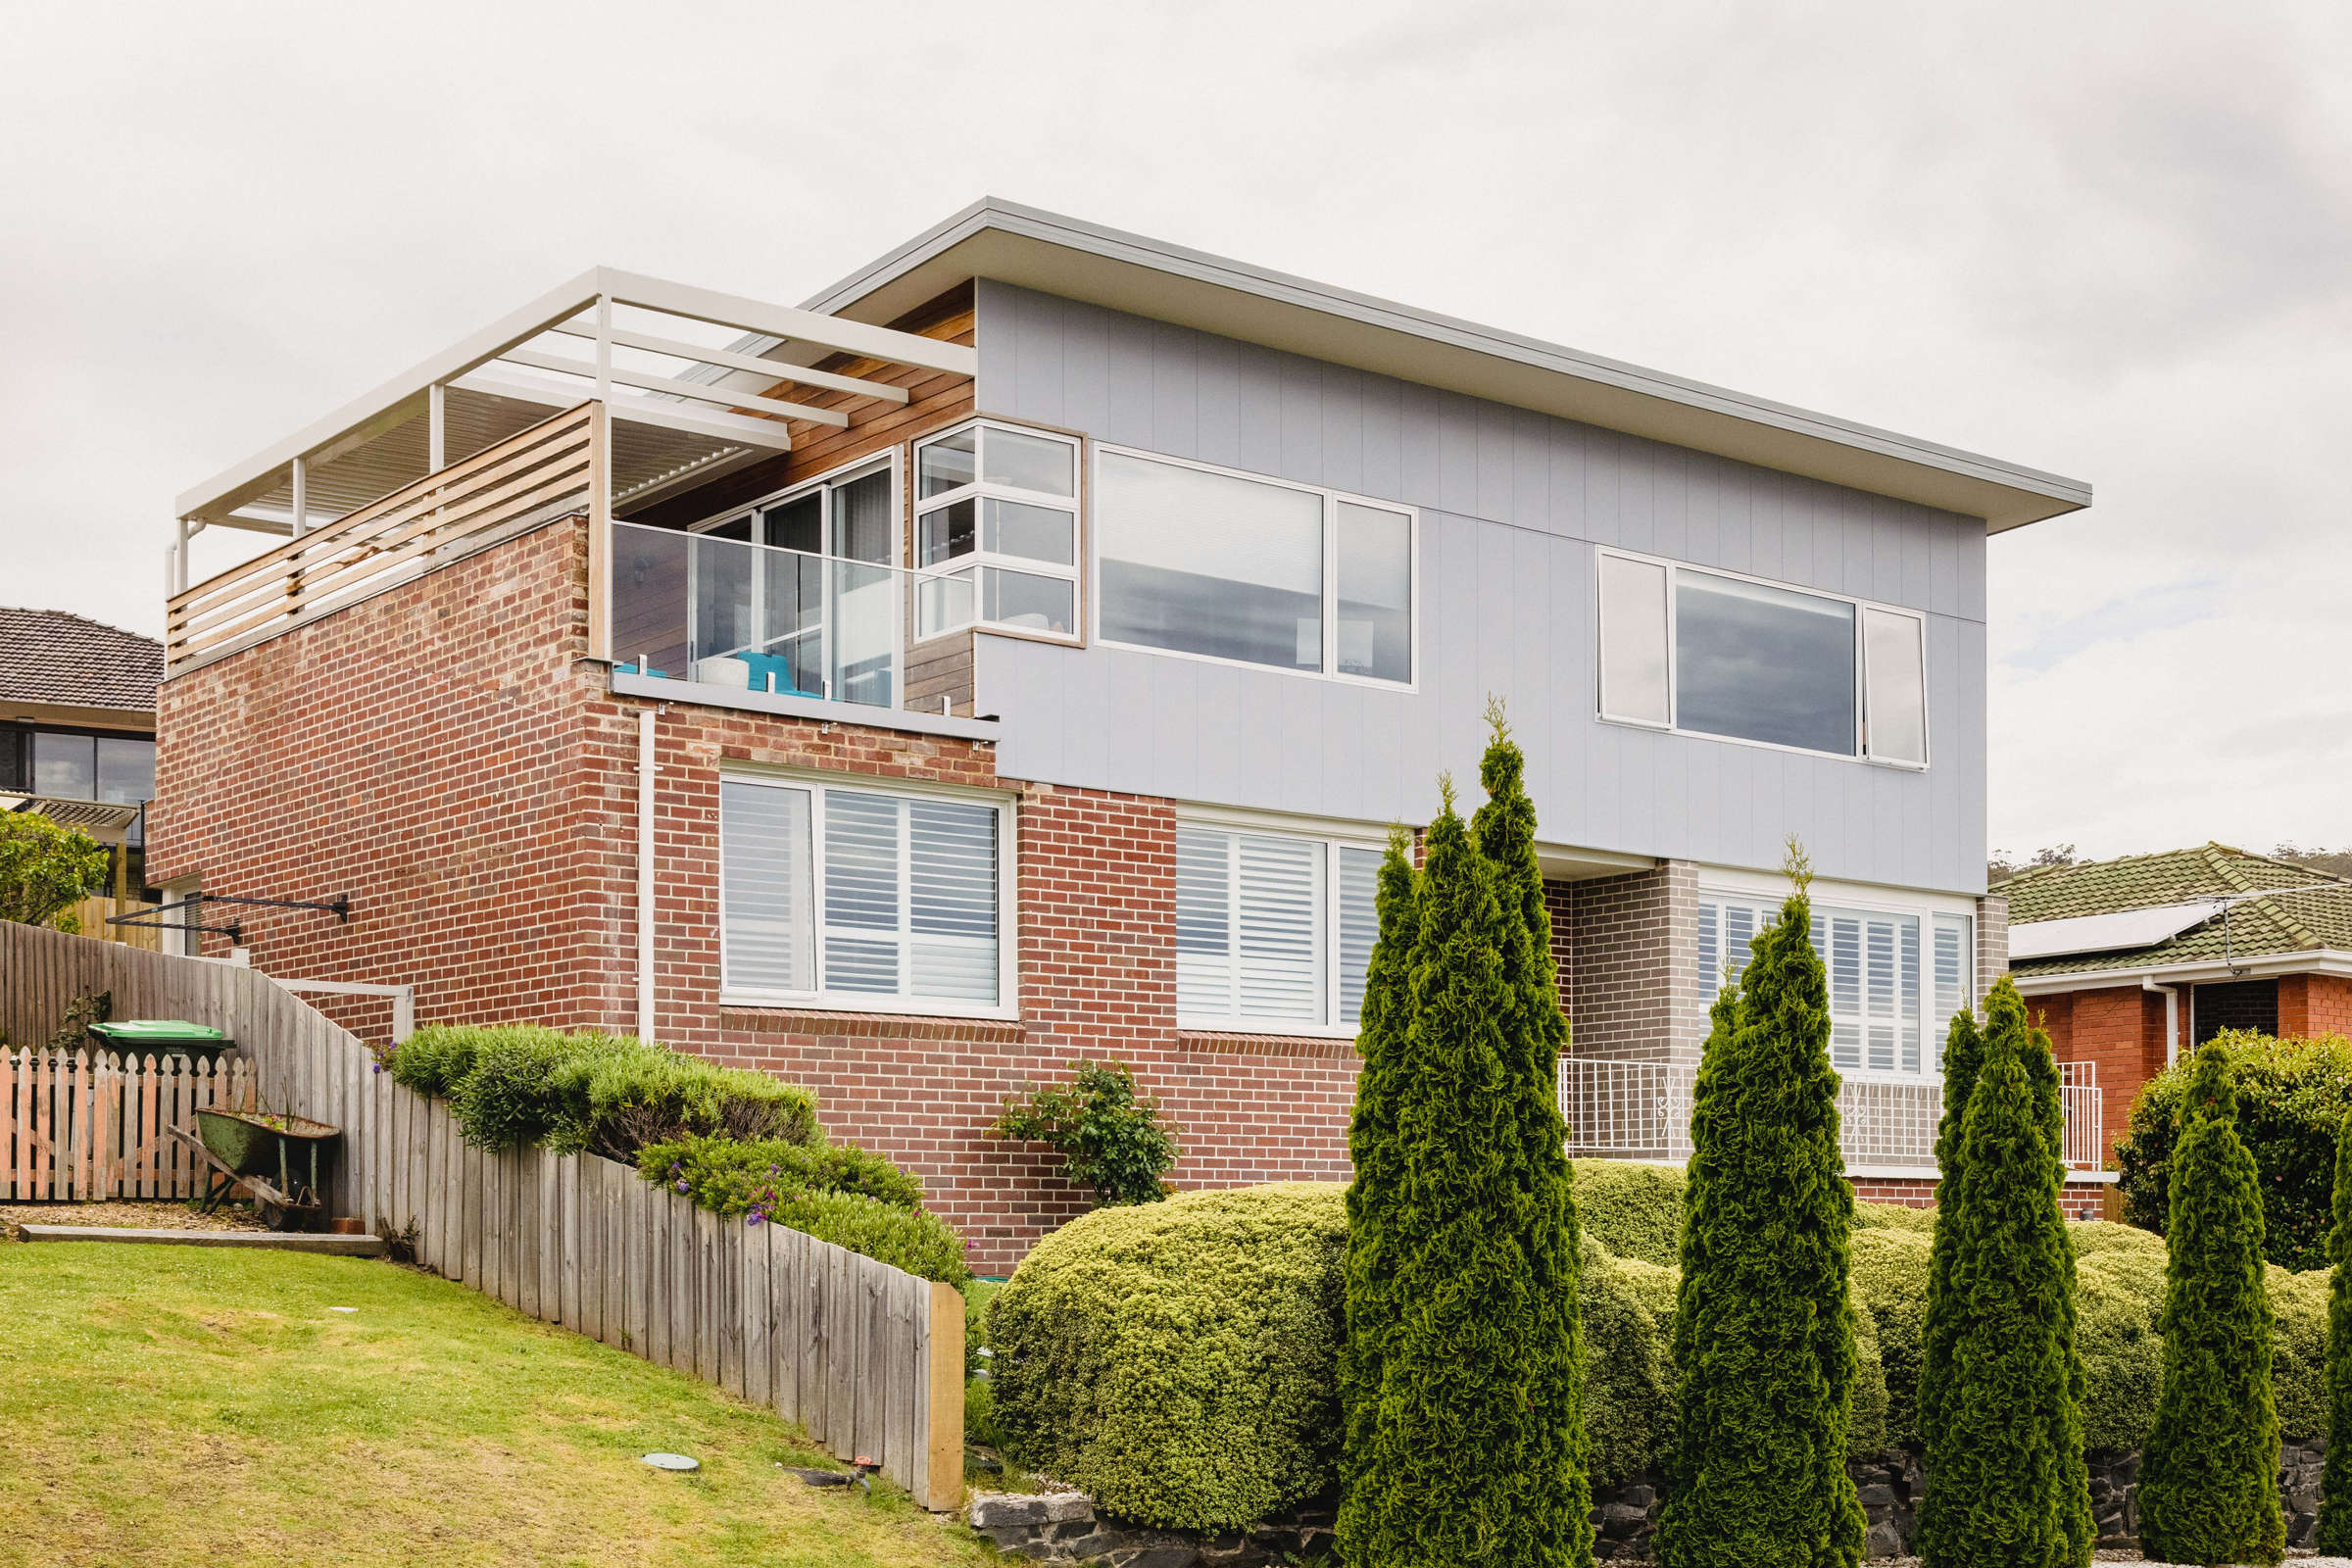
0, 1200, 270, 1241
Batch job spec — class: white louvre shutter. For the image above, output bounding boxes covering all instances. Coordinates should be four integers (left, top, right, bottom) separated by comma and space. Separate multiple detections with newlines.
908, 798, 999, 1003
1236, 834, 1323, 1023
822, 790, 903, 995
721, 780, 814, 994
1176, 827, 1234, 1017
1337, 847, 1381, 1027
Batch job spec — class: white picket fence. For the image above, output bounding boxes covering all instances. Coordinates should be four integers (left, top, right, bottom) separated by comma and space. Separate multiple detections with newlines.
1, 1048, 258, 1200
1558, 1054, 2104, 1172
0, 921, 963, 1509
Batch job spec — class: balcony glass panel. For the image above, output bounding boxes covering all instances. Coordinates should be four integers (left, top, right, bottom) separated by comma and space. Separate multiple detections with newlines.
610, 521, 970, 712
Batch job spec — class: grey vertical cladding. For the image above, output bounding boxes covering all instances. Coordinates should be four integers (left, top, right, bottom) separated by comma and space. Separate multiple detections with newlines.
976, 280, 1993, 895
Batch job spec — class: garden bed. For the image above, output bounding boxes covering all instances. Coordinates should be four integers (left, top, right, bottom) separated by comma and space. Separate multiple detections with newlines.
0, 1199, 268, 1239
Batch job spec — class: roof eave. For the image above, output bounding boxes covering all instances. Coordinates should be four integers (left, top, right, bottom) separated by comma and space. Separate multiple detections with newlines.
2010, 950, 2352, 992
804, 198, 2092, 534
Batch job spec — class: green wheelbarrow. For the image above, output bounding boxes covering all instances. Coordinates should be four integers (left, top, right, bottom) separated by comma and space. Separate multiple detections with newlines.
177, 1107, 340, 1231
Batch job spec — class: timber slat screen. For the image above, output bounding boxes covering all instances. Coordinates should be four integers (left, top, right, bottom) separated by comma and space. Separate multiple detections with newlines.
164, 403, 597, 672
0, 922, 963, 1509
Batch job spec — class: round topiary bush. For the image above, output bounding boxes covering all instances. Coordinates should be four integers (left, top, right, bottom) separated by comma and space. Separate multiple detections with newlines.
2115, 1029, 2352, 1270
986, 1183, 1350, 1531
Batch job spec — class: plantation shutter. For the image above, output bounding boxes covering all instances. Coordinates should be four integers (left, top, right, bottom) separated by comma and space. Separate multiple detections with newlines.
1175, 825, 1327, 1026
720, 780, 814, 993
1932, 913, 1974, 1068
1337, 847, 1381, 1028
908, 798, 999, 1004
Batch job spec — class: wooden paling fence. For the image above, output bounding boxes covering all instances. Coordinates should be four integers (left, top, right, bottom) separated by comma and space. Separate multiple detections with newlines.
0, 922, 962, 1509
1, 1049, 256, 1200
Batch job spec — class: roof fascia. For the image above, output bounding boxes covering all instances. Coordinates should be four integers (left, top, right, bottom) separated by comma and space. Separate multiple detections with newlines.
803, 199, 2092, 533
2010, 950, 2352, 994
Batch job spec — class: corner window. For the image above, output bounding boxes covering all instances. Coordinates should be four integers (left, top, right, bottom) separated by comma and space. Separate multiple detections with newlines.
1596, 547, 1928, 766
1097, 448, 1415, 686
913, 420, 1082, 642
720, 774, 1012, 1015
1176, 820, 1384, 1034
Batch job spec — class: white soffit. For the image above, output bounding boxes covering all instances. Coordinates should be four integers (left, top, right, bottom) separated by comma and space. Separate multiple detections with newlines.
805, 199, 2092, 534
2009, 903, 2216, 961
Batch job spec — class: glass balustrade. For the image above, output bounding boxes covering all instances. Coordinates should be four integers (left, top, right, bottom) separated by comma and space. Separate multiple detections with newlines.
609, 521, 972, 711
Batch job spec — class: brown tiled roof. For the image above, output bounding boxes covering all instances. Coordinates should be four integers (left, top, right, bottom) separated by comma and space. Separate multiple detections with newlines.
0, 609, 162, 714
2006, 842, 2352, 977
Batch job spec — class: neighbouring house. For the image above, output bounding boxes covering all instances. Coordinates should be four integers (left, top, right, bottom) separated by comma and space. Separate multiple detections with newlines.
2007, 843, 2352, 1157
0, 608, 162, 937
145, 200, 2099, 1269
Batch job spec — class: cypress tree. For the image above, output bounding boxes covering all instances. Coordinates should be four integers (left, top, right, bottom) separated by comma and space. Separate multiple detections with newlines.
1348, 784, 1577, 1567
1917, 1004, 1986, 1467
1657, 847, 1864, 1568
2138, 1042, 2286, 1566
1469, 702, 1592, 1568
1338, 824, 1419, 1557
2317, 1106, 2352, 1553
2022, 1014, 2094, 1568
1917, 979, 2082, 1568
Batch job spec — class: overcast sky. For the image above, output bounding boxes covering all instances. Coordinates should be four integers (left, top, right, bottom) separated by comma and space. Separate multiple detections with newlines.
2, 2, 2343, 863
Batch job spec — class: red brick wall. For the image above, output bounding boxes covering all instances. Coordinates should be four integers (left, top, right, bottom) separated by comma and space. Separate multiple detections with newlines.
2279, 975, 2352, 1039
1852, 1174, 2107, 1220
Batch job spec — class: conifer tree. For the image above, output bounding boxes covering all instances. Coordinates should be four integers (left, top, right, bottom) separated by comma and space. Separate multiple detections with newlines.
1917, 1004, 1986, 1469
1469, 703, 1592, 1568
1917, 979, 2082, 1568
2317, 1106, 2352, 1553
1657, 846, 1864, 1568
1338, 824, 1419, 1555
2138, 1042, 2286, 1566
2022, 1014, 2094, 1568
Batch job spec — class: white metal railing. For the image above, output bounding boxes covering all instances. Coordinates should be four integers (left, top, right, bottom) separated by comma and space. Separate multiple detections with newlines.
1559, 1055, 2102, 1173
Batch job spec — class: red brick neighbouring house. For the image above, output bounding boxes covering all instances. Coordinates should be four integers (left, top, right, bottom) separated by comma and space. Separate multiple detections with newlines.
2007, 843, 2352, 1161
148, 204, 2099, 1270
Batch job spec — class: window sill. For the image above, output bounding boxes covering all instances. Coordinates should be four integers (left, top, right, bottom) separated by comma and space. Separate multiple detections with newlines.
1593, 711, 1928, 772
719, 1003, 1027, 1043
1177, 1029, 1361, 1059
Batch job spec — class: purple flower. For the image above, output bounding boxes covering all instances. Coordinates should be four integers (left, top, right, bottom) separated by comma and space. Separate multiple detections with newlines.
747, 1212, 765, 1227
674, 1179, 689, 1194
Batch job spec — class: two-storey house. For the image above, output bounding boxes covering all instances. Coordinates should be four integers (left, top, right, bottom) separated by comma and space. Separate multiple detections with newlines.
147, 200, 2105, 1269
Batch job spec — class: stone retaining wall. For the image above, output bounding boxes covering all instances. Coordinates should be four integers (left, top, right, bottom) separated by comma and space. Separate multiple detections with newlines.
969, 1439, 2328, 1565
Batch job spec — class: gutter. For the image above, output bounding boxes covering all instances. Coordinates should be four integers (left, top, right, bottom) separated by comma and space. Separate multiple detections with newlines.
2009, 949, 2352, 995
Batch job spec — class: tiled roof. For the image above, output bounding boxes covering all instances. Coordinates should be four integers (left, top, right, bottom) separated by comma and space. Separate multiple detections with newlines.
2005, 843, 2352, 977
0, 609, 162, 715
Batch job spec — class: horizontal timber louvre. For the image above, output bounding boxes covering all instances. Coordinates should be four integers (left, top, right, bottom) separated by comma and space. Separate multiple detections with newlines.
0, 921, 963, 1510
166, 403, 599, 672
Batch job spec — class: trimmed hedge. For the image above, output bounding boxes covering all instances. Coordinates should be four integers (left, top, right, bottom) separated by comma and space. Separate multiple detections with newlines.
762, 1189, 970, 1287
387, 1025, 818, 1159
638, 1134, 925, 1215
2116, 1029, 2352, 1271
987, 1183, 1349, 1531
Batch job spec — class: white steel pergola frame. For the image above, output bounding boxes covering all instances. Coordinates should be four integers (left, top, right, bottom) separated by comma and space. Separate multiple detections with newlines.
168, 266, 978, 596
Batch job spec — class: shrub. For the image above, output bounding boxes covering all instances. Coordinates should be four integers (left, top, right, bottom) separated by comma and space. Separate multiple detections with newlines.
50, 990, 111, 1051
554, 1043, 818, 1158
1916, 979, 2085, 1568
762, 1189, 969, 1287
987, 1183, 1348, 1531
990, 1058, 1179, 1207
1582, 1237, 1677, 1486
2077, 1249, 2169, 1451
1852, 1228, 1933, 1446
1854, 1200, 1938, 1235
637, 1134, 924, 1214
387, 1024, 819, 1158
1659, 851, 1865, 1568
0, 812, 109, 930
2116, 1029, 2352, 1271
1573, 1159, 1685, 1267
2138, 1042, 2285, 1566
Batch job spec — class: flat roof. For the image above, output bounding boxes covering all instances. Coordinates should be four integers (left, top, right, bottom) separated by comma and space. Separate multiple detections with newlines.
805, 198, 2090, 533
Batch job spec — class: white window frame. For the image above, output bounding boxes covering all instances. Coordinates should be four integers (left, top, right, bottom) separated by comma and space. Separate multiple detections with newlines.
1594, 545, 1930, 769
1695, 867, 1978, 1082
718, 767, 1019, 1020
913, 418, 1085, 646
1092, 444, 1421, 691
1174, 807, 1390, 1039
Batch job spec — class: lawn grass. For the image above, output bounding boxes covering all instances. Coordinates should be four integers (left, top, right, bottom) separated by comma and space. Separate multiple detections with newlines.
0, 1244, 995, 1568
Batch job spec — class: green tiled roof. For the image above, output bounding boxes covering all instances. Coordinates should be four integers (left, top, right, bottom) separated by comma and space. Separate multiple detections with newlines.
2005, 843, 2352, 977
